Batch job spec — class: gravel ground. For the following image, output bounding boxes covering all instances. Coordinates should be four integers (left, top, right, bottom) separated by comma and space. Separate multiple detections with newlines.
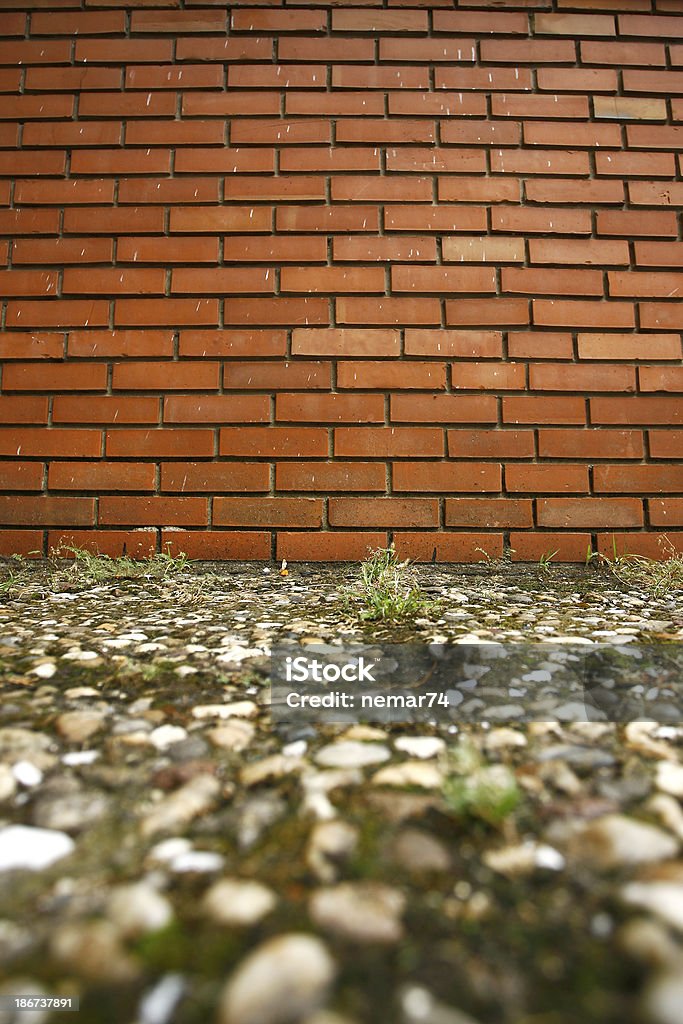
0, 560, 682, 1024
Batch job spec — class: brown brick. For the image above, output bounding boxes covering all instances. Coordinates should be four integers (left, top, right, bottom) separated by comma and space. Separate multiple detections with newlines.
445, 498, 533, 528
530, 363, 635, 392
276, 393, 385, 423
394, 533, 504, 563
391, 394, 497, 423
3, 363, 107, 392
333, 236, 436, 262
404, 330, 502, 358
508, 332, 574, 360
335, 427, 443, 458
49, 462, 155, 492
329, 497, 438, 529
162, 531, 271, 562
179, 330, 287, 358
281, 266, 385, 293
510, 533, 592, 562
448, 429, 534, 459
161, 463, 269, 493
533, 300, 635, 328
99, 496, 208, 527
114, 299, 219, 327
276, 463, 386, 492
337, 361, 446, 390
595, 465, 683, 493
112, 362, 220, 390
277, 532, 387, 563
538, 498, 643, 528
578, 333, 681, 360
106, 429, 213, 458
220, 427, 328, 458
215, 498, 323, 528
0, 462, 43, 491
393, 463, 501, 493
446, 298, 529, 327
506, 465, 589, 493
0, 428, 101, 458
164, 396, 269, 423
53, 397, 159, 424
291, 329, 399, 357
538, 429, 644, 458
597, 210, 678, 237
0, 496, 94, 527
337, 297, 441, 326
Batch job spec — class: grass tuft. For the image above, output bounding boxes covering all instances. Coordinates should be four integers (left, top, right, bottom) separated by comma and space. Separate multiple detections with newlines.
346, 543, 436, 623
587, 535, 683, 597
442, 737, 520, 827
49, 544, 191, 585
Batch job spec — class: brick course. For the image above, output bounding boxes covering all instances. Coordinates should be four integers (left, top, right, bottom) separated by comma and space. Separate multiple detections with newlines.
0, 1, 681, 561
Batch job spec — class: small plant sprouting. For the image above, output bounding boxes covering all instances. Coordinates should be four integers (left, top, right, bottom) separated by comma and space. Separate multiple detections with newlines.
347, 543, 436, 623
538, 549, 559, 573
0, 553, 29, 596
442, 737, 520, 828
49, 544, 191, 585
586, 535, 683, 597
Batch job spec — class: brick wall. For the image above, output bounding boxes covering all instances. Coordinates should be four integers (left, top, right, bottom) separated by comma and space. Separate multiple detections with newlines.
0, 1, 682, 563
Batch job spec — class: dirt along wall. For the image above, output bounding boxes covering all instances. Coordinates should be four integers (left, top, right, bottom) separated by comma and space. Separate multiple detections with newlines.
0, 1, 682, 562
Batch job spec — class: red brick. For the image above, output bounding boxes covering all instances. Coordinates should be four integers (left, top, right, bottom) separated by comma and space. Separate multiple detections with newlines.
445, 498, 533, 528
508, 332, 574, 360
114, 299, 219, 327
220, 427, 328, 458
538, 498, 643, 528
215, 497, 322, 529
581, 40, 666, 65
0, 333, 62, 362
164, 396, 269, 424
447, 429, 534, 459
529, 238, 629, 265
492, 208, 591, 234
231, 119, 330, 146
640, 303, 683, 330
595, 465, 683, 493
451, 362, 524, 390
229, 65, 325, 89
224, 361, 330, 390
279, 38, 374, 62
224, 298, 328, 326
379, 38, 478, 62
0, 41, 71, 66
64, 206, 164, 235
180, 330, 286, 357
276, 393, 384, 423
12, 225, 93, 258
619, 13, 683, 37
528, 180, 626, 203
394, 533, 504, 563
336, 298, 440, 327
280, 148, 380, 172
443, 236, 524, 263
537, 68, 617, 92
393, 463, 501, 493
0, 209, 60, 235
31, 10, 125, 33
112, 361, 220, 390
99, 497, 208, 527
0, 397, 48, 424
75, 40, 174, 64
438, 177, 520, 202
226, 177, 326, 202
131, 9, 225, 32
578, 333, 681, 360
0, 496, 94, 527
494, 94, 589, 119
0, 531, 44, 557
596, 532, 683, 559
490, 149, 589, 176
331, 65, 428, 89
504, 397, 585, 424
277, 532, 388, 563
225, 236, 327, 263
0, 152, 66, 177
609, 271, 683, 298
48, 462, 155, 492
106, 429, 214, 458
537, 429, 643, 458
14, 180, 115, 206
53, 397, 159, 423
5, 300, 109, 328
118, 237, 218, 263
126, 120, 224, 146
392, 265, 496, 293
335, 427, 442, 458
506, 465, 589, 493
480, 38, 576, 62
276, 207, 378, 233
281, 267, 385, 293
623, 69, 683, 93
391, 394, 497, 423
627, 125, 683, 150
440, 122, 521, 147
332, 176, 432, 203
446, 298, 529, 326
533, 300, 635, 328
329, 497, 437, 529
332, 9, 427, 30
595, 95, 667, 120
184, 93, 280, 117
0, 428, 101, 458
176, 38, 272, 62
126, 64, 224, 89
49, 530, 156, 559
287, 93, 384, 116
536, 12, 615, 34
338, 361, 445, 390
161, 463, 269, 492
524, 121, 620, 147
175, 149, 273, 174
333, 235, 436, 262
384, 207, 487, 232
337, 120, 435, 144
232, 8, 325, 30
276, 462, 386, 492
433, 10, 527, 32
162, 531, 271, 562
650, 431, 683, 458
628, 182, 683, 207
23, 121, 121, 148
650, 501, 683, 527
530, 363, 635, 392
68, 331, 173, 359
291, 329, 399, 357
510, 533, 592, 562
404, 330, 502, 358
0, 462, 43, 491
63, 268, 165, 296
170, 206, 271, 233
503, 267, 603, 296
597, 210, 678, 237
639, 366, 683, 392
172, 268, 274, 295
435, 68, 532, 92
589, 393, 683, 421
0, 271, 58, 297
25, 66, 121, 92
635, 241, 683, 266
0, 13, 25, 36
388, 93, 486, 117
80, 92, 176, 118
70, 150, 171, 176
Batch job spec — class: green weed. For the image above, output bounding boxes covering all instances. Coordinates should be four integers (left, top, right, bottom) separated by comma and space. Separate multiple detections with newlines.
588, 535, 683, 597
346, 544, 436, 623
442, 737, 520, 827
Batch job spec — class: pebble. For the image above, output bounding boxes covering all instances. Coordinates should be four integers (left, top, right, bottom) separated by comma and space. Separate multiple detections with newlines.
170, 850, 225, 873
0, 764, 16, 801
394, 737, 445, 760
241, 754, 305, 787
315, 742, 390, 769
192, 702, 258, 720
644, 970, 683, 1024
138, 974, 186, 1024
621, 881, 683, 934
32, 789, 110, 833
218, 933, 336, 1024
141, 774, 220, 837
50, 920, 139, 982
309, 883, 405, 944
0, 825, 75, 871
655, 761, 683, 798
306, 821, 358, 883
208, 720, 255, 753
11, 760, 42, 787
149, 725, 189, 751
372, 761, 443, 789
484, 842, 565, 877
56, 710, 106, 744
570, 814, 679, 868
202, 878, 277, 926
108, 882, 174, 938
389, 829, 451, 874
